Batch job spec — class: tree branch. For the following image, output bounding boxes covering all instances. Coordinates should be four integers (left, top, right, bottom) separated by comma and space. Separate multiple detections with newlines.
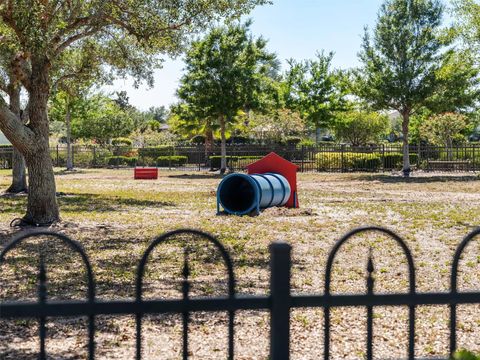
54, 27, 100, 56
0, 99, 35, 154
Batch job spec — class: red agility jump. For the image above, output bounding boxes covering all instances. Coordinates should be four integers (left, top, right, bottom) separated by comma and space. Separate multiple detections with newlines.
134, 167, 158, 180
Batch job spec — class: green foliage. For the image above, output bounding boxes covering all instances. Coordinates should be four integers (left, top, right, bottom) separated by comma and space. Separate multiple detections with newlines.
353, 0, 465, 173
209, 156, 262, 169
247, 108, 306, 144
355, 0, 445, 113
107, 156, 137, 167
72, 95, 135, 144
283, 136, 303, 146
146, 106, 169, 123
333, 110, 389, 146
421, 113, 470, 147
284, 51, 347, 130
383, 153, 419, 169
453, 350, 480, 360
130, 128, 177, 147
299, 138, 316, 147
156, 156, 188, 167
453, 0, 480, 58
111, 138, 133, 147
316, 152, 382, 171
190, 135, 206, 144
427, 50, 480, 113
314, 151, 419, 171
176, 21, 278, 170
138, 146, 175, 158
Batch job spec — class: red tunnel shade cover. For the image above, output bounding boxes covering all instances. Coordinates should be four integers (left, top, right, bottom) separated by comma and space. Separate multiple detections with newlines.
246, 152, 299, 208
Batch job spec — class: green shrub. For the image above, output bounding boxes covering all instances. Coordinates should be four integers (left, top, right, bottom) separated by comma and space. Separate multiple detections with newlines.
190, 135, 205, 144
299, 138, 316, 147
138, 145, 174, 158
228, 135, 251, 144
316, 152, 382, 171
209, 155, 262, 169
383, 153, 419, 169
453, 350, 480, 360
284, 136, 303, 146
156, 155, 188, 167
107, 156, 137, 167
111, 137, 133, 146
72, 150, 94, 167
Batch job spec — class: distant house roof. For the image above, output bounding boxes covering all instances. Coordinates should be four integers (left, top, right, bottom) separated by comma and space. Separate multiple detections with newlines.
0, 131, 11, 145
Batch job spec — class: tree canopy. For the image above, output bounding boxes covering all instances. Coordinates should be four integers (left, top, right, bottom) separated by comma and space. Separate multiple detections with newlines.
176, 21, 278, 172
353, 0, 479, 176
284, 51, 347, 137
0, 0, 268, 224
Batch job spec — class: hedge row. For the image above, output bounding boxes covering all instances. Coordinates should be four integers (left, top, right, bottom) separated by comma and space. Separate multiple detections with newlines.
138, 146, 175, 158
209, 156, 262, 169
316, 152, 419, 171
107, 156, 137, 166
157, 156, 188, 167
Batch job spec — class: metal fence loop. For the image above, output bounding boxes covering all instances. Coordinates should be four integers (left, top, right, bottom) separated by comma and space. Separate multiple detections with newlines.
1, 227, 480, 359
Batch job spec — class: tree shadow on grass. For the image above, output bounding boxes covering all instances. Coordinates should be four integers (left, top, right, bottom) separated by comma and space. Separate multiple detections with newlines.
356, 174, 480, 184
167, 173, 223, 180
54, 169, 89, 176
59, 193, 175, 212
0, 193, 175, 215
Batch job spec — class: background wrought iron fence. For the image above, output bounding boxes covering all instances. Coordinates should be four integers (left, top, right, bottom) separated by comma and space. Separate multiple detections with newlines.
1, 143, 479, 172
1, 226, 479, 359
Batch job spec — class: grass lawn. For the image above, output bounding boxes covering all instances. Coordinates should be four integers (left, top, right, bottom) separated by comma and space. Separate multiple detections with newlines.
1, 168, 480, 359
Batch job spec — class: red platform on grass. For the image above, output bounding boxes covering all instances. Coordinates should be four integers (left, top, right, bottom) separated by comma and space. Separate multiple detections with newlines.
134, 167, 158, 180
246, 152, 299, 208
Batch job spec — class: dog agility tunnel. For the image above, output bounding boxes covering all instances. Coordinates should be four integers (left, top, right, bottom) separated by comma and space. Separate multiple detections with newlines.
217, 173, 292, 215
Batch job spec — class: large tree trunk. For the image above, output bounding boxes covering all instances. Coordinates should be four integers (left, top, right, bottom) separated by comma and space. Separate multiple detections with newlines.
6, 86, 28, 193
220, 115, 227, 174
65, 101, 73, 170
401, 111, 411, 177
22, 59, 59, 225
7, 148, 28, 193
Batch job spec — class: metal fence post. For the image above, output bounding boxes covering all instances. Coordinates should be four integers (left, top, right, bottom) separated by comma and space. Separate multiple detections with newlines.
341, 144, 345, 173
301, 145, 305, 173
381, 144, 385, 172
270, 241, 291, 360
56, 145, 59, 167
473, 144, 476, 172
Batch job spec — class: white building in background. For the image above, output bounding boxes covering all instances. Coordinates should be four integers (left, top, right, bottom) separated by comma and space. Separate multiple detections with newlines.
0, 130, 11, 145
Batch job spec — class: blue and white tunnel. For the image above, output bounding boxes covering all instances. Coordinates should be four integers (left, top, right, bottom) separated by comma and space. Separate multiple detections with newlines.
217, 173, 291, 215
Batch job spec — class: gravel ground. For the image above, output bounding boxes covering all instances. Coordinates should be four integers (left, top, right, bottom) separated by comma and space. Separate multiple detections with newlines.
0, 169, 479, 359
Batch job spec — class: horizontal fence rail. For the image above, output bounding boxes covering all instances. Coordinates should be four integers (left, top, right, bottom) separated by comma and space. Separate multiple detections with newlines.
1, 143, 480, 172
0, 226, 480, 359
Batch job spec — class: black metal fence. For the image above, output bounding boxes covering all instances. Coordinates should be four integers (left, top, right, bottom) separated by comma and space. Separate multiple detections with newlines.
1, 143, 480, 172
1, 226, 479, 359
0, 147, 12, 169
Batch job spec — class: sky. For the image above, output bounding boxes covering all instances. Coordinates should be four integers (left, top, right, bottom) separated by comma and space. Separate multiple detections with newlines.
105, 0, 386, 111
